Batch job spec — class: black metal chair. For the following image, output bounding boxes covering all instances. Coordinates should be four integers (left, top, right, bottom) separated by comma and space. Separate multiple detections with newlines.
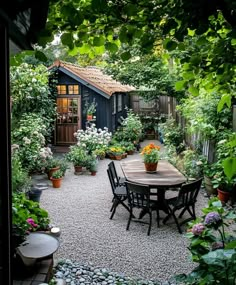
107, 167, 130, 220
108, 161, 126, 187
163, 178, 203, 233
125, 181, 160, 236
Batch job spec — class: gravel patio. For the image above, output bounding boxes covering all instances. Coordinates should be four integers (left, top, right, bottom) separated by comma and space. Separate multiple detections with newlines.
39, 140, 209, 283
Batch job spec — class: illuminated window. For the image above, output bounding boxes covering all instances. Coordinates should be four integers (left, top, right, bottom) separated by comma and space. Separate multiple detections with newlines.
68, 85, 79, 94
57, 85, 67, 94
118, 94, 122, 111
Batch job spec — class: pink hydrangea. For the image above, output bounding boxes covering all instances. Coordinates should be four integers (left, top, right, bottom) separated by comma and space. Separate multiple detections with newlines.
26, 218, 38, 228
192, 223, 205, 235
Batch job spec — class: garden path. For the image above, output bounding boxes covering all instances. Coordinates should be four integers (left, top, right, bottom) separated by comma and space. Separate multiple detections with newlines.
39, 140, 209, 283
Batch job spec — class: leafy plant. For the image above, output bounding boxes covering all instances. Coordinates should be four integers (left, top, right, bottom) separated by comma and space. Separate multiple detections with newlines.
66, 145, 88, 167
12, 193, 50, 248
87, 154, 99, 172
158, 116, 184, 154
175, 197, 236, 284
10, 62, 56, 138
86, 98, 97, 115
113, 108, 143, 143
12, 151, 31, 193
45, 157, 60, 172
51, 169, 63, 179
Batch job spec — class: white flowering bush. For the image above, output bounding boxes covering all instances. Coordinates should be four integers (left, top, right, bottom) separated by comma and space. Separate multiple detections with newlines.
74, 123, 112, 154
12, 113, 52, 173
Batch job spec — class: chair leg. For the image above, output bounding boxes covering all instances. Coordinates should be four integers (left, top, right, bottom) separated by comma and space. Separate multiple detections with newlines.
147, 212, 152, 236
178, 207, 187, 218
172, 212, 182, 234
110, 199, 119, 219
126, 208, 133, 231
156, 209, 160, 228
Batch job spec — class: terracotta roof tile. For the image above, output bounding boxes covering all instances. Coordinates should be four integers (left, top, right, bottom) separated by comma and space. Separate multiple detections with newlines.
51, 60, 135, 96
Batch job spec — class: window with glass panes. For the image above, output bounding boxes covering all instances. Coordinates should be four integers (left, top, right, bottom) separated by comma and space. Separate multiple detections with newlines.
57, 85, 80, 95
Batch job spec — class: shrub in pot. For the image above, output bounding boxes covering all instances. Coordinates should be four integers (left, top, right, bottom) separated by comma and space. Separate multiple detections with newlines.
66, 145, 88, 172
50, 169, 63, 188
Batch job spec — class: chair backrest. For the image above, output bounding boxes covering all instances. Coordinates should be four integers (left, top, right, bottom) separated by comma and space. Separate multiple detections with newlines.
107, 168, 116, 195
176, 178, 203, 208
108, 161, 120, 186
126, 181, 150, 208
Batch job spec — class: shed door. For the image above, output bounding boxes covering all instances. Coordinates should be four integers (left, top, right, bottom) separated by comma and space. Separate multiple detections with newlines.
56, 97, 81, 144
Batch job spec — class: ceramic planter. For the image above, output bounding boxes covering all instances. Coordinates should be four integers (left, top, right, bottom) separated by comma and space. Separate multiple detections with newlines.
204, 175, 217, 196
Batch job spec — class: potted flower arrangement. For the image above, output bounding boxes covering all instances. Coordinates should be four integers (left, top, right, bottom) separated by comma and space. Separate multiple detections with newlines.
141, 143, 161, 172
66, 145, 88, 173
50, 169, 63, 188
107, 145, 125, 160
93, 148, 106, 160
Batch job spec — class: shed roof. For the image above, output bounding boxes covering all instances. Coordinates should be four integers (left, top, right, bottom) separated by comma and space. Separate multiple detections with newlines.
49, 60, 135, 97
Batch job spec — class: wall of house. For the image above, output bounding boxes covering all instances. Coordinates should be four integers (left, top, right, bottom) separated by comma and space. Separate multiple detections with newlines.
57, 71, 131, 133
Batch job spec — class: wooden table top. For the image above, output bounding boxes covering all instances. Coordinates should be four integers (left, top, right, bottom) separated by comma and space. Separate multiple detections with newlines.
121, 159, 186, 187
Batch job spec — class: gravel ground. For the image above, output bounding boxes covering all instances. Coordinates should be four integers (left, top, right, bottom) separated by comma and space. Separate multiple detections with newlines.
38, 140, 209, 284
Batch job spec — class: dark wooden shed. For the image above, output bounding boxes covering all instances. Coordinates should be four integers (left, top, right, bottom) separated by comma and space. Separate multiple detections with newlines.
49, 60, 135, 145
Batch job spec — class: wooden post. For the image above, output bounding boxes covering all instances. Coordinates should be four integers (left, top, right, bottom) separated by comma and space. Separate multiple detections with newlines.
0, 23, 12, 284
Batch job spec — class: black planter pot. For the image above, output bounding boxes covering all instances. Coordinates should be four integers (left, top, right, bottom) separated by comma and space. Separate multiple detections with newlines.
28, 189, 42, 203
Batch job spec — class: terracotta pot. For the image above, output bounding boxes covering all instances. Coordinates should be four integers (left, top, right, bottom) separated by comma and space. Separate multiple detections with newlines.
47, 167, 60, 179
115, 155, 122, 160
122, 153, 127, 159
74, 165, 83, 173
144, 162, 158, 172
217, 188, 230, 203
87, 114, 93, 121
90, 171, 97, 176
127, 150, 134, 155
50, 177, 62, 188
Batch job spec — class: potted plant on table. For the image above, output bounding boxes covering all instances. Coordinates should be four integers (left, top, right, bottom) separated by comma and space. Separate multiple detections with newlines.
141, 143, 161, 172
50, 169, 63, 188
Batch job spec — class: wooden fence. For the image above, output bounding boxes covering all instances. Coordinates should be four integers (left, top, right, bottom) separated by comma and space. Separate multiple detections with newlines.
131, 94, 216, 161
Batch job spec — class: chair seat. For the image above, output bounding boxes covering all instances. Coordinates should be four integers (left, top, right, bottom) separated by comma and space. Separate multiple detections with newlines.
163, 178, 203, 233
114, 185, 127, 196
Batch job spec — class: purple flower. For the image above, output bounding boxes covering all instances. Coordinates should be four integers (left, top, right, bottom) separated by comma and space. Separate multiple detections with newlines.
212, 241, 224, 250
26, 218, 38, 228
204, 212, 222, 226
192, 223, 205, 235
